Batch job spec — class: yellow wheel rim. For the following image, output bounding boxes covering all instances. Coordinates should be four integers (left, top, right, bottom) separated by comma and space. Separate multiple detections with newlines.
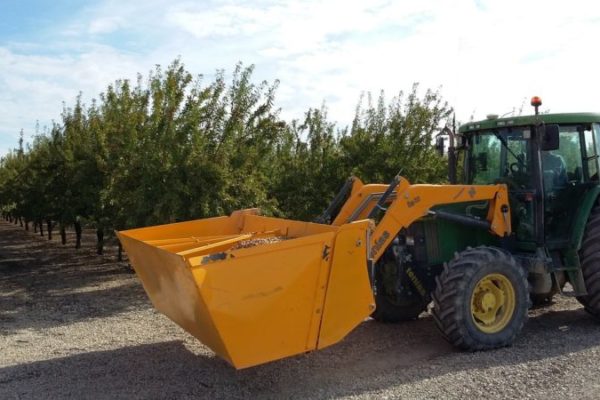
470, 273, 515, 334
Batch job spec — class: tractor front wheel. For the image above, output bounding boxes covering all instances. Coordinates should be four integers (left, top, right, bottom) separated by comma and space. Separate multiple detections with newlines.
432, 246, 530, 350
371, 246, 429, 323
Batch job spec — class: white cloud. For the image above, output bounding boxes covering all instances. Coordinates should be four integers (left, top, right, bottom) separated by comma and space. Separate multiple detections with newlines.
165, 0, 433, 57
89, 16, 124, 34
166, 5, 267, 38
2, 0, 600, 155
158, 0, 600, 124
0, 45, 146, 153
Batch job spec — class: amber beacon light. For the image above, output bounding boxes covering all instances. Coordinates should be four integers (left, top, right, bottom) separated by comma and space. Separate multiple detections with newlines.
531, 96, 542, 115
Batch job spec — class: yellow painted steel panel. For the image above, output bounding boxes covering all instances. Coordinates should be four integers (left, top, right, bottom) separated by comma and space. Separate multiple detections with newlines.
118, 212, 341, 369
122, 209, 260, 242
117, 233, 232, 362
194, 234, 335, 368
241, 213, 336, 237
318, 220, 375, 349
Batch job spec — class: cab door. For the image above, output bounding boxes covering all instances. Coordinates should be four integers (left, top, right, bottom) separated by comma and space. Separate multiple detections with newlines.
543, 124, 599, 246
468, 128, 536, 245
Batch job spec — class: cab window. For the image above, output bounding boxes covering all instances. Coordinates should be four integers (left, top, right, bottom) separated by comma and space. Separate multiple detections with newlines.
469, 128, 531, 188
541, 125, 596, 191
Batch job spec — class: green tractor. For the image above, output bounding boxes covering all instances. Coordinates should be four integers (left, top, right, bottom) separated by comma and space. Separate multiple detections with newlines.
119, 97, 600, 368
370, 97, 600, 349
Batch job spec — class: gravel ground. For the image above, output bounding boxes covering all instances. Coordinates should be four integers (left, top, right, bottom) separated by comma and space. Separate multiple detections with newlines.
2, 220, 600, 399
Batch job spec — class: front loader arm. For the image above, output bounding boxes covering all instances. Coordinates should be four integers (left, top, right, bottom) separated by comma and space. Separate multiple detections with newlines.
367, 179, 511, 262
329, 177, 511, 263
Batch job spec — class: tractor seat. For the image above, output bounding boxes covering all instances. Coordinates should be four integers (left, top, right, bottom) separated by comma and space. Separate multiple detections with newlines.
543, 170, 556, 193
542, 152, 568, 192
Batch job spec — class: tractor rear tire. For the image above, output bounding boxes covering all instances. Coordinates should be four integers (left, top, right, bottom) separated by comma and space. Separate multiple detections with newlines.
576, 201, 600, 317
432, 246, 530, 350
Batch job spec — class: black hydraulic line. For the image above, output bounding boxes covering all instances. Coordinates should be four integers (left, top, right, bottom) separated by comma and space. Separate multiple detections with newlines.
314, 176, 356, 224
367, 173, 402, 220
428, 210, 492, 231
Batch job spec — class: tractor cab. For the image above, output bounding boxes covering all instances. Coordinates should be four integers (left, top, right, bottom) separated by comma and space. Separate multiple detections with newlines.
457, 105, 600, 252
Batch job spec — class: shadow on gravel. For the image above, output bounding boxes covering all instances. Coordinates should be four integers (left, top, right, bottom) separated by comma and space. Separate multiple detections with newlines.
0, 222, 149, 333
1, 308, 599, 399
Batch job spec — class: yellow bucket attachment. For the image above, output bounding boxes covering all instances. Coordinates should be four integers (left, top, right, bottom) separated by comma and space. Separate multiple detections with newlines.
117, 209, 374, 369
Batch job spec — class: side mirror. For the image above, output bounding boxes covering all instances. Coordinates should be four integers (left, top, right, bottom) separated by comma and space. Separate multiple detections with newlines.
541, 124, 560, 151
435, 136, 446, 156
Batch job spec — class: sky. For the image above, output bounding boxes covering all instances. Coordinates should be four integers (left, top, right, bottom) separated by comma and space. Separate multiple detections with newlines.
1, 0, 600, 155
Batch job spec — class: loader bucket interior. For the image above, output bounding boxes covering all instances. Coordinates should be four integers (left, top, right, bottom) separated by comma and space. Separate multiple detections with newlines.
117, 209, 374, 369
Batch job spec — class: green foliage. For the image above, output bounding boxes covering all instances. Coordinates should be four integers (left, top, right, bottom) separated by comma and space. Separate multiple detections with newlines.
342, 85, 451, 184
270, 107, 346, 220
0, 60, 452, 238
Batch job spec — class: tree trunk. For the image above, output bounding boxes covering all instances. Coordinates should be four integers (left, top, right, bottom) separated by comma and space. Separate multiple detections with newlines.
19, 217, 23, 227
47, 219, 52, 240
60, 224, 67, 245
118, 241, 123, 262
25, 220, 29, 231
96, 228, 104, 255
74, 221, 82, 249
39, 220, 44, 236
34, 221, 37, 233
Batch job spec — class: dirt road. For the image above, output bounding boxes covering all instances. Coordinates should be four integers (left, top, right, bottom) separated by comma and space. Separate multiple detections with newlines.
1, 221, 600, 399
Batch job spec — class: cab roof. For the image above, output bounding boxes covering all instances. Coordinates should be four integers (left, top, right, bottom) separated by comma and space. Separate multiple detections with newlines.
459, 113, 600, 134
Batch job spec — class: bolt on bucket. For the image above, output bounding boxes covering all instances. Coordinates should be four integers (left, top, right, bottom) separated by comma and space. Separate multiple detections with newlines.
117, 209, 374, 369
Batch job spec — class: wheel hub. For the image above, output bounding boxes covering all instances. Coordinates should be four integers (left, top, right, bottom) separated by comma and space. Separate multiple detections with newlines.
481, 292, 496, 310
470, 273, 515, 333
